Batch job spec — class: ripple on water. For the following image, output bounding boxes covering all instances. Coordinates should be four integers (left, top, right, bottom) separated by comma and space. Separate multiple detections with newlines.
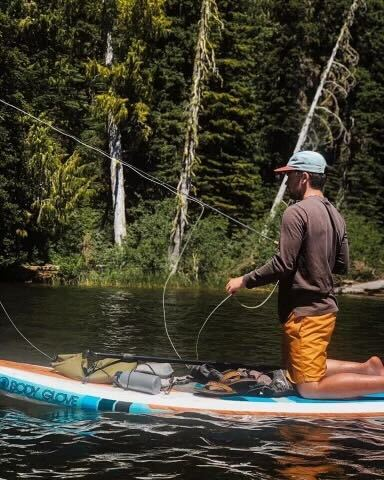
1, 400, 384, 479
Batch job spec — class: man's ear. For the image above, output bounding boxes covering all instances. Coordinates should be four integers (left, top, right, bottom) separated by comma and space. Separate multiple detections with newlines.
302, 172, 310, 184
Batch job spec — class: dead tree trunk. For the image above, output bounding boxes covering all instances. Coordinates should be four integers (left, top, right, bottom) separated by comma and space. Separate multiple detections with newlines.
106, 32, 127, 245
267, 0, 363, 223
168, 0, 221, 273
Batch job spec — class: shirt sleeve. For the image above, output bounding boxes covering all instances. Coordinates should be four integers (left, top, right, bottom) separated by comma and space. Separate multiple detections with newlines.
243, 205, 306, 288
333, 229, 349, 274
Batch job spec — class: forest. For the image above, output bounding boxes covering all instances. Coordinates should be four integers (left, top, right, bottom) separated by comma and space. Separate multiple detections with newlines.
0, 0, 383, 287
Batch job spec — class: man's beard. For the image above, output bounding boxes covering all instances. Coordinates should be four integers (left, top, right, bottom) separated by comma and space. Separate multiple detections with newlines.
288, 188, 303, 201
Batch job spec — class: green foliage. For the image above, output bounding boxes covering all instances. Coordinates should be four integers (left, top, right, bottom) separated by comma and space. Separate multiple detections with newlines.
51, 253, 85, 283
117, 0, 171, 38
337, 0, 384, 226
55, 197, 282, 287
0, 0, 383, 286
144, 0, 200, 193
24, 121, 95, 232
0, 132, 26, 266
121, 199, 173, 275
177, 215, 232, 285
197, 1, 272, 222
52, 199, 173, 284
344, 211, 384, 280
86, 0, 169, 151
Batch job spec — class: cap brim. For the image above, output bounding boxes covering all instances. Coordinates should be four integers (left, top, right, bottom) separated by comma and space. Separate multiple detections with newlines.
274, 166, 297, 173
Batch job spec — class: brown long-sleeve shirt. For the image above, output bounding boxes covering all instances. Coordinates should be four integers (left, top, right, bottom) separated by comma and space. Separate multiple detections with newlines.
243, 196, 349, 323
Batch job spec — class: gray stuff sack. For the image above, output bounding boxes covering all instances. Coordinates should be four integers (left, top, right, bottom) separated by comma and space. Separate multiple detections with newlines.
114, 370, 162, 395
114, 362, 175, 394
135, 362, 174, 388
135, 362, 174, 379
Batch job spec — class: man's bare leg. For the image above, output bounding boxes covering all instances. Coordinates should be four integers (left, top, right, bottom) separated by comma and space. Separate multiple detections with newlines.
326, 356, 384, 377
297, 372, 384, 400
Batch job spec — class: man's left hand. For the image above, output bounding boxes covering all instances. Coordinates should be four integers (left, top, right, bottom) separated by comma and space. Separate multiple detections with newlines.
226, 276, 245, 295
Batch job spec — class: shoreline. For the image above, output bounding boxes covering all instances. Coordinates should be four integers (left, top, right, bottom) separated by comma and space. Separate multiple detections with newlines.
1, 264, 384, 297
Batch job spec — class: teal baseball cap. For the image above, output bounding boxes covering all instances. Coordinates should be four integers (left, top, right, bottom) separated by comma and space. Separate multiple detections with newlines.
274, 151, 327, 174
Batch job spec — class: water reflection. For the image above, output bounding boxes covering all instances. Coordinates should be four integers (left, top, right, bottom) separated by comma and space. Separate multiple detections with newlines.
274, 422, 343, 479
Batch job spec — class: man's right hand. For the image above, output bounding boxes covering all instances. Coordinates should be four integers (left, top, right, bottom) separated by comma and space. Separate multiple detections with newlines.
226, 276, 245, 295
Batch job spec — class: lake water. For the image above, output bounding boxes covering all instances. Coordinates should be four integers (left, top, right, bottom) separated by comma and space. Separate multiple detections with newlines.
0, 283, 383, 479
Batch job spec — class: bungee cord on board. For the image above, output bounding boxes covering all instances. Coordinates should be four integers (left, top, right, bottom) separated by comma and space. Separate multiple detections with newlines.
0, 98, 280, 362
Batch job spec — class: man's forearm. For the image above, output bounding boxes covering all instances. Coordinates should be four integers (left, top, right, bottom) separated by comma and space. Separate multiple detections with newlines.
243, 206, 304, 289
243, 255, 285, 288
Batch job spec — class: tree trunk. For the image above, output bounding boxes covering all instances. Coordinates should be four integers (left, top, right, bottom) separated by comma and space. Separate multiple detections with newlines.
267, 0, 362, 223
168, 0, 220, 273
106, 31, 127, 245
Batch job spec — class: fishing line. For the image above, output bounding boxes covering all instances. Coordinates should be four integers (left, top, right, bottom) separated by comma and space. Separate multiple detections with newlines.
0, 98, 276, 243
0, 98, 280, 361
193, 282, 279, 359
0, 300, 54, 361
234, 281, 278, 309
195, 294, 232, 360
194, 206, 284, 357
163, 205, 205, 361
193, 200, 286, 356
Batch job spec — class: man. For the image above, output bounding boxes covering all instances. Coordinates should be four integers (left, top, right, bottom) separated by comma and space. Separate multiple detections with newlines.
226, 151, 384, 399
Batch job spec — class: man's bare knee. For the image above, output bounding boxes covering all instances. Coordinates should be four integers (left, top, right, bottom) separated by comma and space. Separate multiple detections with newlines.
296, 381, 320, 398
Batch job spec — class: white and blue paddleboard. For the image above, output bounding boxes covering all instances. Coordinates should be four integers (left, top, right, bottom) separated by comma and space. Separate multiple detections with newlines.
1, 359, 384, 418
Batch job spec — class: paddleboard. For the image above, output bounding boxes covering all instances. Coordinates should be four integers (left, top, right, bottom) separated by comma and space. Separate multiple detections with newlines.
1, 359, 384, 418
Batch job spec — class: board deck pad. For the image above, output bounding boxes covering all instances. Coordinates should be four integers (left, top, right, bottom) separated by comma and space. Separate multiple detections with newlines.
1, 359, 384, 418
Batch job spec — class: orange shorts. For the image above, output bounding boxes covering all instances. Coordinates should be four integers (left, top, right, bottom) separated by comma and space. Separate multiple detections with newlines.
282, 311, 336, 384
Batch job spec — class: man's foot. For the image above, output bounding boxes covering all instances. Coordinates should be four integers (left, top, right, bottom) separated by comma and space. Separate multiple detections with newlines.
365, 356, 384, 376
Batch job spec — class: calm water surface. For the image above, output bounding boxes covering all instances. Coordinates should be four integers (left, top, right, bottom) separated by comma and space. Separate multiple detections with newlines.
0, 283, 383, 479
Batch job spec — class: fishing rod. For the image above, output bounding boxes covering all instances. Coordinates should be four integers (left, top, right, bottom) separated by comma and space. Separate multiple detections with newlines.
86, 350, 277, 371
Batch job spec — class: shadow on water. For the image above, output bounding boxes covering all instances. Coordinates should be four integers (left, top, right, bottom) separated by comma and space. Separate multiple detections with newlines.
0, 283, 384, 479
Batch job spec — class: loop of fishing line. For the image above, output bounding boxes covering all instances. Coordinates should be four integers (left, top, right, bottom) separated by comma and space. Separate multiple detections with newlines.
194, 281, 278, 359
234, 281, 279, 309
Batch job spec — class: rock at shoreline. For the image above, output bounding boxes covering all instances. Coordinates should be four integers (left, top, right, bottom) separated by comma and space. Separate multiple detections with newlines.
335, 280, 384, 295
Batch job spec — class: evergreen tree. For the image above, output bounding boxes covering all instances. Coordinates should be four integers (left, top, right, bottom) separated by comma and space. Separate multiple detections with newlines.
168, 0, 222, 271
145, 0, 200, 192
86, 0, 169, 215
24, 120, 95, 232
343, 0, 384, 225
0, 0, 105, 262
0, 5, 32, 265
196, 0, 272, 224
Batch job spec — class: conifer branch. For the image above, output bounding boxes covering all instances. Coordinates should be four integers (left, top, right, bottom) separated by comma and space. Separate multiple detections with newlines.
169, 0, 222, 274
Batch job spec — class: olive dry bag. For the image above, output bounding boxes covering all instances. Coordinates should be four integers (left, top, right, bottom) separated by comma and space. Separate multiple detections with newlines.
52, 353, 137, 384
